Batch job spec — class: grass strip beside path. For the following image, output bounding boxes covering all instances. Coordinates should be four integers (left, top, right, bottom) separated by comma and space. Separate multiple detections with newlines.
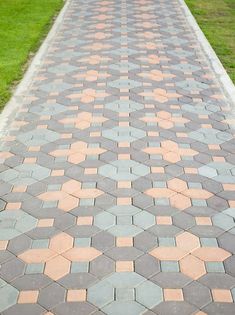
185, 0, 235, 83
0, 0, 64, 110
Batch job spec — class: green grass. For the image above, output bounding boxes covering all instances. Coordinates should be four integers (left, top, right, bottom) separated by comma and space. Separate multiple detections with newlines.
185, 0, 235, 83
0, 0, 64, 110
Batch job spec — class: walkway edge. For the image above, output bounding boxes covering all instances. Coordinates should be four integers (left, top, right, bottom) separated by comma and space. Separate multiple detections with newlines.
180, 0, 235, 107
0, 0, 71, 137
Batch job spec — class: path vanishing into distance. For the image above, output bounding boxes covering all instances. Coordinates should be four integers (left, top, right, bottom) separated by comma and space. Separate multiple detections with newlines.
0, 0, 235, 314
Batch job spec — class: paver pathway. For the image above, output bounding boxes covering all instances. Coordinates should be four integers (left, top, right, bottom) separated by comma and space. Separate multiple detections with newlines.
1, 0, 235, 314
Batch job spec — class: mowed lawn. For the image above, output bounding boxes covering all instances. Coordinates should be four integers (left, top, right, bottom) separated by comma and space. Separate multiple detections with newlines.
185, 0, 235, 83
0, 0, 63, 110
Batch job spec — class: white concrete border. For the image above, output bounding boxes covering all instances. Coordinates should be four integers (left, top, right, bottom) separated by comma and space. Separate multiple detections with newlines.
179, 0, 235, 107
0, 0, 71, 136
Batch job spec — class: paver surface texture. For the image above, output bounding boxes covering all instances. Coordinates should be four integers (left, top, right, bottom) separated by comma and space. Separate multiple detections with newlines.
0, 0, 235, 314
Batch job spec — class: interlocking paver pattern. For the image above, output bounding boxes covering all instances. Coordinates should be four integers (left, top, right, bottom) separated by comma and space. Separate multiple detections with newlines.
0, 0, 235, 313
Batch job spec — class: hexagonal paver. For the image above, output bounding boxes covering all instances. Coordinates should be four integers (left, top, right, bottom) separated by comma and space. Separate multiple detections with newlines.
18, 248, 57, 263
87, 272, 161, 313
138, 70, 175, 82
133, 211, 155, 230
102, 301, 146, 315
29, 102, 68, 116
17, 129, 60, 146
150, 247, 187, 261
112, 47, 138, 56
105, 100, 144, 113
172, 63, 200, 72
48, 64, 77, 74
198, 162, 235, 183
59, 112, 107, 130
102, 126, 146, 143
99, 160, 150, 181
38, 81, 72, 92
66, 88, 109, 103
180, 255, 206, 280
49, 232, 74, 254
189, 128, 233, 145
176, 232, 200, 253
140, 88, 181, 103
87, 279, 114, 308
0, 210, 38, 240
62, 247, 102, 262
176, 80, 209, 92
183, 281, 212, 309
105, 272, 145, 288
50, 141, 106, 165
44, 255, 71, 280
107, 206, 141, 216
136, 280, 163, 308
94, 212, 115, 230
0, 284, 19, 313
108, 79, 142, 89
212, 213, 235, 231
109, 61, 138, 72
108, 225, 143, 237
38, 180, 103, 211
143, 140, 198, 163
182, 101, 220, 115
192, 247, 231, 262
94, 208, 155, 237
142, 112, 189, 130
1, 164, 50, 185
62, 179, 103, 199
198, 165, 218, 179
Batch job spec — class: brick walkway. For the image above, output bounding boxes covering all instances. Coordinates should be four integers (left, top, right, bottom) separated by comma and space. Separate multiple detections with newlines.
0, 0, 235, 314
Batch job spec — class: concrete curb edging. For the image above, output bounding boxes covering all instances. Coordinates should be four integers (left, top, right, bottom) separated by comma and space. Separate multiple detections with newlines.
179, 0, 235, 108
0, 0, 71, 136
